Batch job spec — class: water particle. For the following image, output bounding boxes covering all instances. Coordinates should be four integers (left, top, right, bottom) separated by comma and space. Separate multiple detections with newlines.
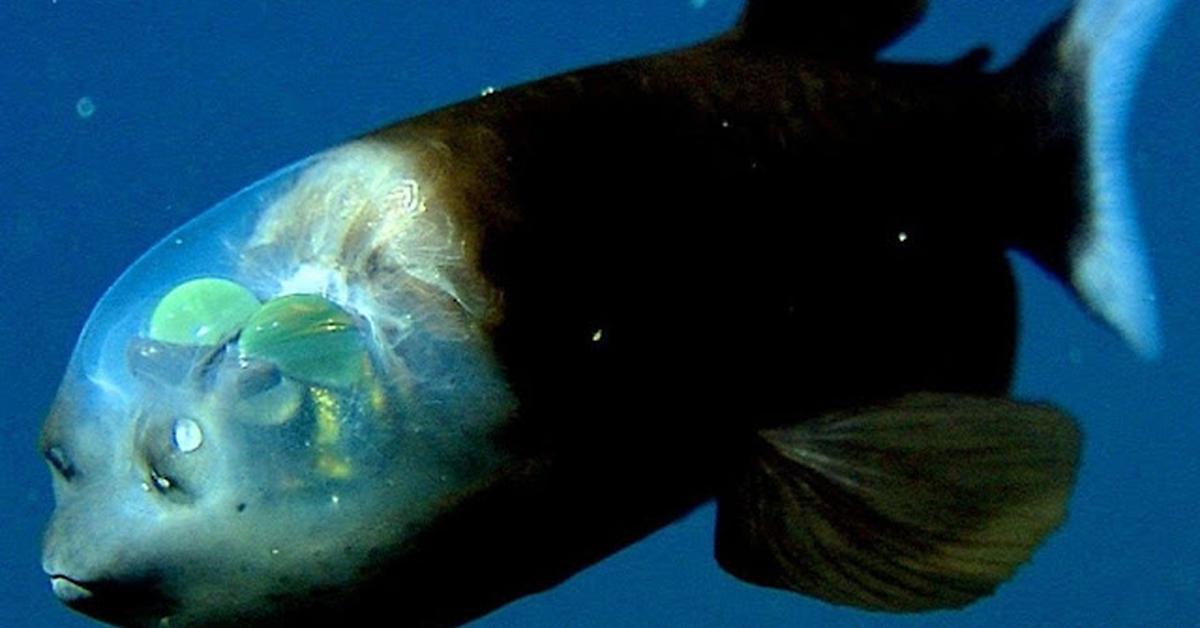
897, 231, 909, 243
592, 329, 603, 342
690, 0, 708, 8
75, 97, 96, 119
480, 86, 496, 97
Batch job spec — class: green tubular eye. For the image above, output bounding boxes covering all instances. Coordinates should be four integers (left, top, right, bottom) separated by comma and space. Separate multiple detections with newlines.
149, 278, 261, 346
238, 294, 368, 389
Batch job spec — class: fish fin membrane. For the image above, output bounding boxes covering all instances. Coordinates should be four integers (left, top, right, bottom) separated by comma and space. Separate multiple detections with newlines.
733, 0, 927, 58
1028, 0, 1177, 358
714, 393, 1080, 612
1063, 0, 1179, 358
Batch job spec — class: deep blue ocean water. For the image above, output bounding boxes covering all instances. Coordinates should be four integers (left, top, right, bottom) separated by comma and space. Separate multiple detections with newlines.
2, 1, 1196, 626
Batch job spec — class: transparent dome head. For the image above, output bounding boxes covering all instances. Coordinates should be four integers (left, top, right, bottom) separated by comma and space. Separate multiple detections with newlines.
41, 140, 515, 625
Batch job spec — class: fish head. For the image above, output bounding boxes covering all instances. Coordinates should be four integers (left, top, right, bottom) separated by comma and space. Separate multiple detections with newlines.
39, 141, 516, 626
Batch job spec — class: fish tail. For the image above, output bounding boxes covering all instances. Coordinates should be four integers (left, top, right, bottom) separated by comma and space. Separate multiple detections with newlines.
1007, 0, 1176, 358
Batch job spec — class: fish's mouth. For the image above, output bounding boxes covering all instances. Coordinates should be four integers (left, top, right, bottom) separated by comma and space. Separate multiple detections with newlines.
49, 574, 94, 603
46, 572, 175, 626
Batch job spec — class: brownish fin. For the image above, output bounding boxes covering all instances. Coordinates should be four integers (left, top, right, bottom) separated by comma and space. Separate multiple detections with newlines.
733, 0, 928, 58
715, 393, 1081, 612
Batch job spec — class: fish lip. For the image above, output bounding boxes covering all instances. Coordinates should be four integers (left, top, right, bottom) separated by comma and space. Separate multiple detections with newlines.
47, 572, 175, 626
49, 574, 94, 603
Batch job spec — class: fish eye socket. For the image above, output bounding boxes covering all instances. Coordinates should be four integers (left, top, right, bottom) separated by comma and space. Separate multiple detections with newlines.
44, 446, 76, 481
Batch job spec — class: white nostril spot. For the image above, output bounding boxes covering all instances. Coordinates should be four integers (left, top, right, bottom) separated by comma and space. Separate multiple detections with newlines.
172, 418, 203, 453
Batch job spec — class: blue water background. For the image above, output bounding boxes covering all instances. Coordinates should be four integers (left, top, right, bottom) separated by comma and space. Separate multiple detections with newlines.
2, 1, 1196, 626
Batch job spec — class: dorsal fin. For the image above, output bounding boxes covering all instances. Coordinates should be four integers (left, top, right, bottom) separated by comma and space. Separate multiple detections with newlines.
734, 0, 928, 58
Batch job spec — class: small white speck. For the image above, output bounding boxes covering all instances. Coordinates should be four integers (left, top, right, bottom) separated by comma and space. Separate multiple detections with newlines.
173, 238, 184, 246
75, 96, 96, 119
271, 548, 280, 556
140, 482, 151, 493
592, 329, 603, 342
721, 120, 730, 128
173, 418, 203, 453
480, 86, 496, 97
330, 494, 340, 505
897, 232, 909, 243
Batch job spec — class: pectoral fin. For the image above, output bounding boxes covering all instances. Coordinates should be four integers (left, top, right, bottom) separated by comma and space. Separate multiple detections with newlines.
715, 393, 1080, 612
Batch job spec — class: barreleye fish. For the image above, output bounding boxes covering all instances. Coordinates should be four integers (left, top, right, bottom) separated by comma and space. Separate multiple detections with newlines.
39, 0, 1174, 626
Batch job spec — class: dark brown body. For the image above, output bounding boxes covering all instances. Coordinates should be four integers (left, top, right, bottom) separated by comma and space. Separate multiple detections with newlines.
304, 36, 1059, 627
44, 0, 1160, 622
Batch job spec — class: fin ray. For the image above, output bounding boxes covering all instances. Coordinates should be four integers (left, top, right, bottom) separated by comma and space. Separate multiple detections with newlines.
716, 393, 1081, 612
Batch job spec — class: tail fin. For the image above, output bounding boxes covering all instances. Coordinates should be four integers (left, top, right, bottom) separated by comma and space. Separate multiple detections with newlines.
1015, 0, 1177, 358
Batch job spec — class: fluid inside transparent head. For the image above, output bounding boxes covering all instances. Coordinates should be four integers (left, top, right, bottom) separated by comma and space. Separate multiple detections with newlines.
62, 143, 512, 526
